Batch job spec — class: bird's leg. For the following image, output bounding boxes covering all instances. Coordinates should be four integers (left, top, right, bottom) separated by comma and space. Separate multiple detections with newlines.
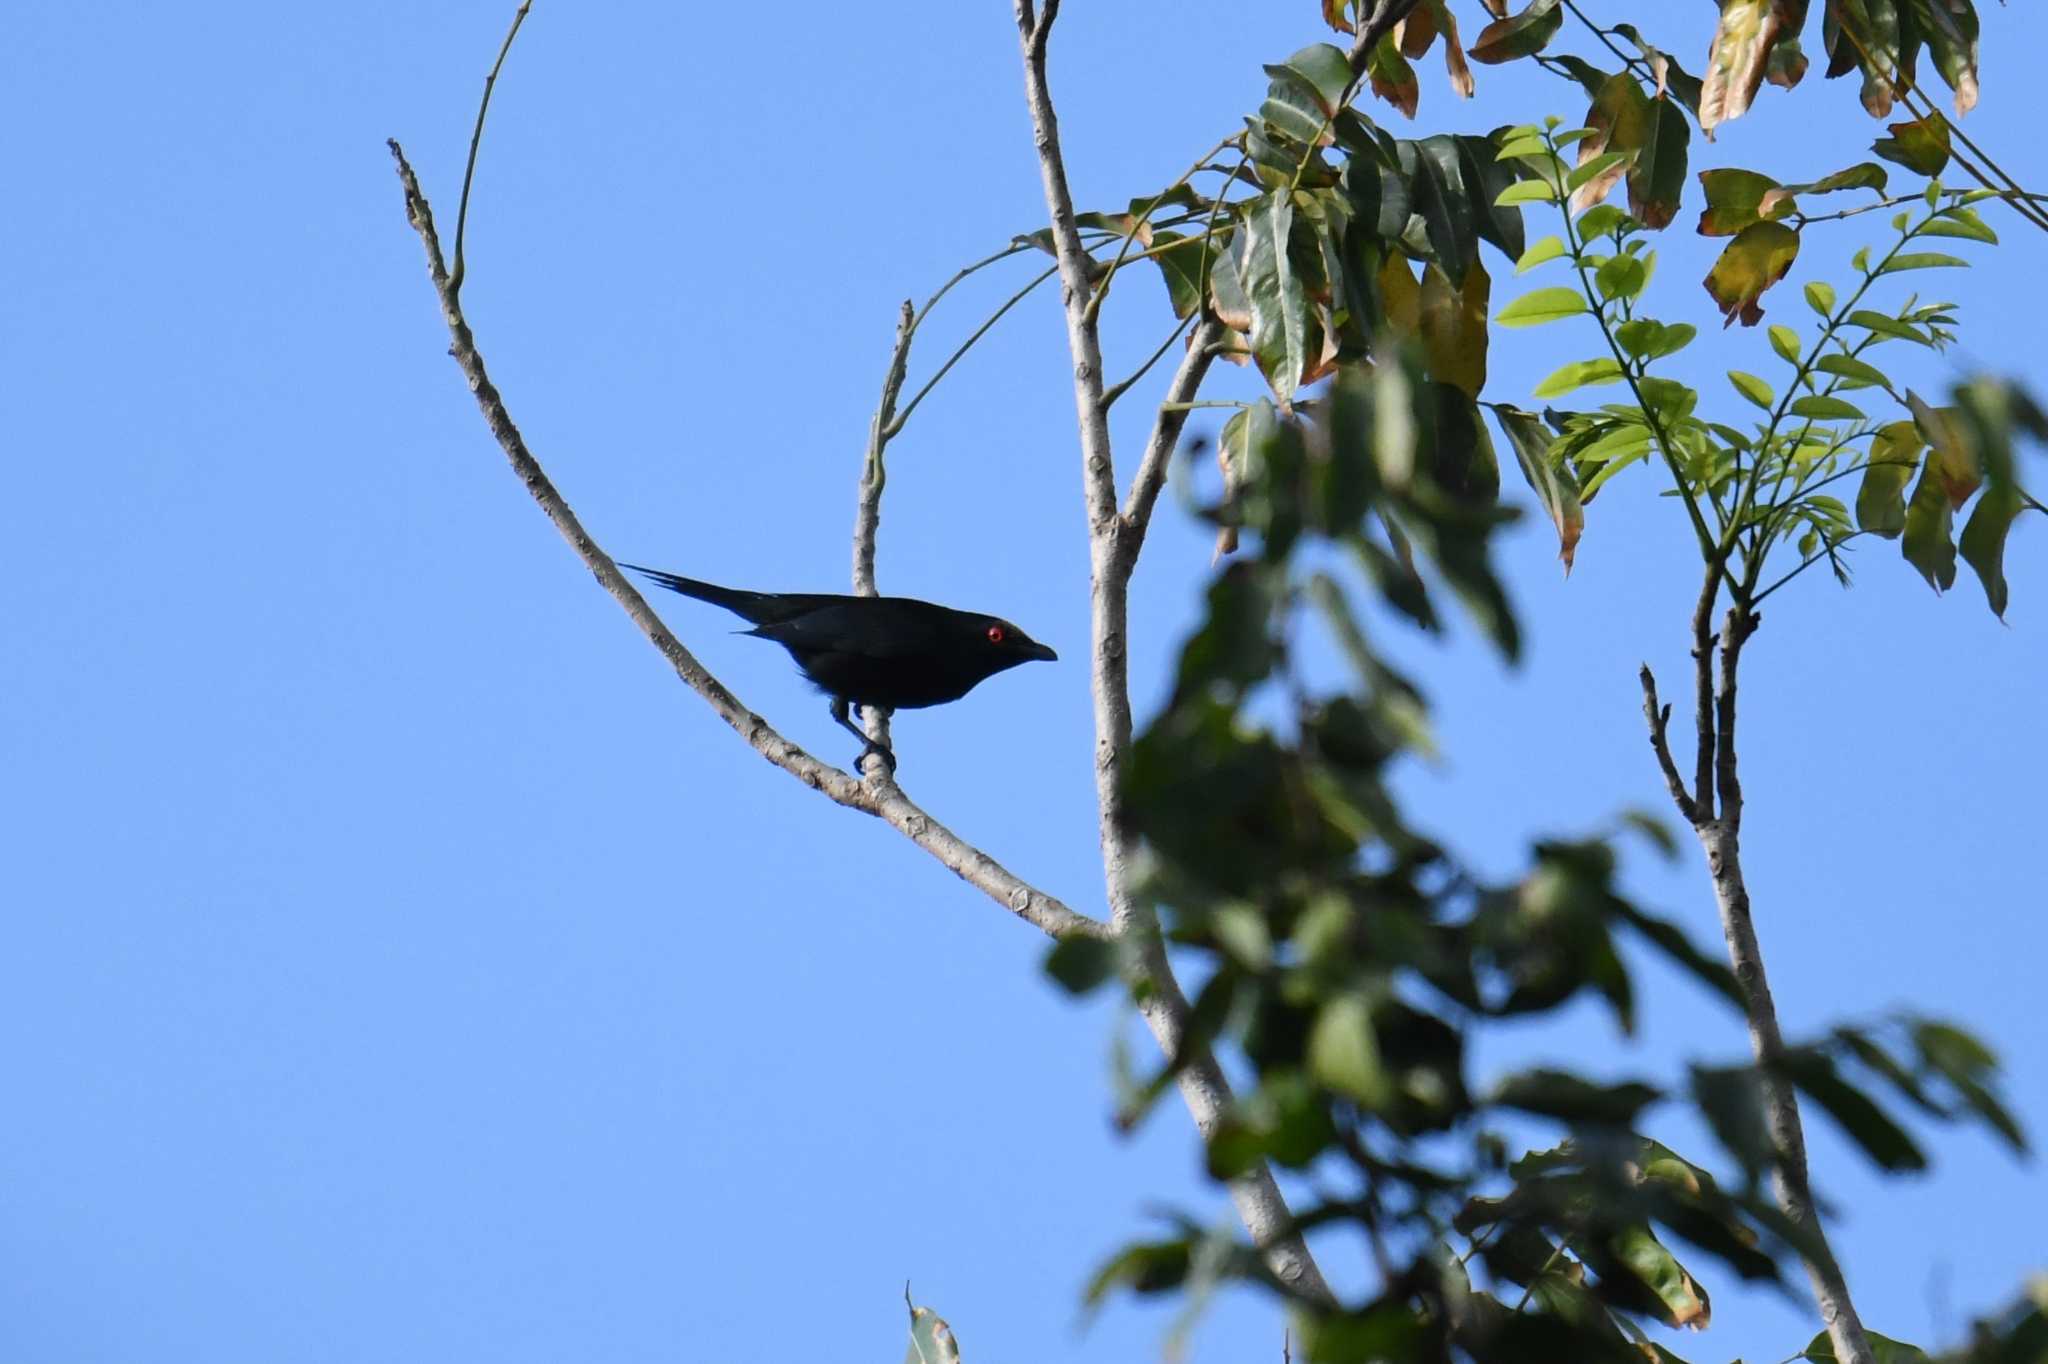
828, 698, 895, 774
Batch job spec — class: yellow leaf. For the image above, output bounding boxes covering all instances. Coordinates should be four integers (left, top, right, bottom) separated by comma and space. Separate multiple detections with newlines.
1419, 259, 1490, 398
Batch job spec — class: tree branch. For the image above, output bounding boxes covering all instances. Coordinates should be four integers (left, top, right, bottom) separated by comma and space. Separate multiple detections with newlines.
1013, 2, 1334, 1306
847, 299, 915, 775
387, 139, 1103, 944
1637, 665, 1699, 825
1685, 604, 1873, 1364
1688, 567, 1720, 821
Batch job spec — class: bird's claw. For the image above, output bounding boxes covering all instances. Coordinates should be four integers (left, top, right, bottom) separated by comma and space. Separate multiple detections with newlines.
860, 743, 898, 776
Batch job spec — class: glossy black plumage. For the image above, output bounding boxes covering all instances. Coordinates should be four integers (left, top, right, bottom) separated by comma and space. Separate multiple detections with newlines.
621, 564, 1056, 770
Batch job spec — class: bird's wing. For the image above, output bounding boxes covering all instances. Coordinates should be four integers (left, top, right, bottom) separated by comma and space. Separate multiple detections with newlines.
746, 599, 945, 656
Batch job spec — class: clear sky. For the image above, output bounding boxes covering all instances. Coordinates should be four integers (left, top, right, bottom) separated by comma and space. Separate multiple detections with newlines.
4, 4, 2043, 1361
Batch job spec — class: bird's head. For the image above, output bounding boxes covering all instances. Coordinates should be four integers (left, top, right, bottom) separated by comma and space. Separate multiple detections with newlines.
968, 616, 1058, 673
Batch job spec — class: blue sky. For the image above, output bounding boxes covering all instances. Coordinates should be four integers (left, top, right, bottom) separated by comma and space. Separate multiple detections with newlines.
4, 3, 2043, 1360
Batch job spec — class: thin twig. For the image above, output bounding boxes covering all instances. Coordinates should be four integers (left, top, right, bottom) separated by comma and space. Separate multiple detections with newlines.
1102, 314, 1194, 410
1638, 665, 1699, 825
387, 140, 1104, 944
850, 300, 917, 777
888, 264, 1060, 436
451, 1, 533, 296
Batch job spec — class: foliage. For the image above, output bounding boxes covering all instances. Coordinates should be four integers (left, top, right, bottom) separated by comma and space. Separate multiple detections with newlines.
1045, 365, 2024, 1364
1030, 3, 2037, 1361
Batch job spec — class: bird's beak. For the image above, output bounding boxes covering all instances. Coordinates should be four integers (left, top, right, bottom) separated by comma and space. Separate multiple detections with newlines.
1026, 641, 1059, 662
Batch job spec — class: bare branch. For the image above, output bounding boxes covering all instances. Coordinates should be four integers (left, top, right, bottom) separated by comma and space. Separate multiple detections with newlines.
1118, 318, 1225, 574
1637, 665, 1699, 826
387, 140, 1104, 944
1013, 7, 1334, 1306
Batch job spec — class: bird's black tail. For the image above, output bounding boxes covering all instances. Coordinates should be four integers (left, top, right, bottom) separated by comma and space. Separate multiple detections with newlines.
618, 564, 779, 624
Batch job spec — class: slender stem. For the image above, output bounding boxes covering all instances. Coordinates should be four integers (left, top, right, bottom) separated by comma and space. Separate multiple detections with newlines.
450, 0, 533, 296
888, 264, 1060, 436
1085, 135, 1236, 325
1750, 530, 1875, 606
1103, 314, 1194, 410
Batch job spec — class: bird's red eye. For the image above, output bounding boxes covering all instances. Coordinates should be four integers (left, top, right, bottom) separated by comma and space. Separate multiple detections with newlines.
986, 625, 1005, 644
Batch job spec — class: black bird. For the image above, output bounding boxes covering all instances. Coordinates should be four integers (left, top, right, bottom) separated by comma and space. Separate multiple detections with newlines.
621, 565, 1057, 772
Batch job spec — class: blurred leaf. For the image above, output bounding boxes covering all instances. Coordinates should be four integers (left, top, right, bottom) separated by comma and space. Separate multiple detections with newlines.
1044, 934, 1120, 996
1799, 1326, 1932, 1363
1855, 421, 1923, 536
1781, 1049, 1928, 1172
1420, 259, 1491, 397
1492, 404, 1585, 571
1489, 1069, 1660, 1125
1959, 486, 2023, 618
1613, 1222, 1713, 1328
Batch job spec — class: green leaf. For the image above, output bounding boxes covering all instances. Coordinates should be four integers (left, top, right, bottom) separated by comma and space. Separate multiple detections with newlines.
1873, 113, 1952, 176
1695, 167, 1790, 237
1799, 1328, 1934, 1364
1614, 318, 1695, 361
1515, 234, 1566, 273
1768, 324, 1802, 364
1856, 421, 1923, 537
1237, 193, 1312, 400
1922, 206, 1997, 244
1495, 178, 1559, 207
1613, 1223, 1713, 1329
1960, 486, 2024, 619
1595, 253, 1647, 302
1703, 220, 1801, 327
1878, 251, 1971, 276
1814, 353, 1890, 390
1044, 935, 1119, 995
1790, 395, 1865, 421
1727, 371, 1775, 410
1467, 0, 1563, 64
1567, 150, 1633, 196
1804, 280, 1836, 317
1309, 992, 1392, 1107
1781, 1050, 1927, 1172
1845, 309, 1930, 346
1496, 286, 1587, 326
1534, 358, 1626, 398
1419, 259, 1490, 398
1489, 1068, 1660, 1124
1783, 161, 1890, 196
1902, 460, 1957, 593
1493, 404, 1584, 571
1628, 94, 1690, 230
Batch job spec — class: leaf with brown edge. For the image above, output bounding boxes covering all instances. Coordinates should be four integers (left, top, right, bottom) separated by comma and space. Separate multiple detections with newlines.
1398, 3, 1437, 59
1703, 220, 1800, 326
1321, 0, 1354, 35
1699, 0, 1812, 139
1874, 112, 1952, 176
1492, 404, 1584, 572
1630, 93, 1690, 230
1696, 169, 1795, 236
1467, 0, 1561, 65
1918, 0, 1981, 117
1423, 0, 1475, 98
1612, 1223, 1713, 1330
1419, 258, 1490, 398
1907, 389, 1979, 505
1573, 74, 1647, 216
1826, 0, 1909, 118
1367, 34, 1420, 118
